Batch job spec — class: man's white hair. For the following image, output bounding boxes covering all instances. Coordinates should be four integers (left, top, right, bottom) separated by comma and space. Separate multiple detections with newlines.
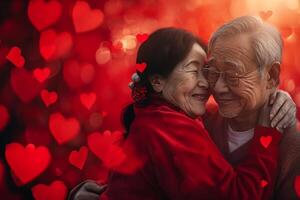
208, 16, 283, 71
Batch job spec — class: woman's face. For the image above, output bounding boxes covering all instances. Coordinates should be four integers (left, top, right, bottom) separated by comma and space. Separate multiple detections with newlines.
160, 43, 209, 117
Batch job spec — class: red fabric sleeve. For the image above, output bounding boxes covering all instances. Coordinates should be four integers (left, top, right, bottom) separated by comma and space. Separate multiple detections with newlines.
101, 104, 281, 200
136, 107, 281, 200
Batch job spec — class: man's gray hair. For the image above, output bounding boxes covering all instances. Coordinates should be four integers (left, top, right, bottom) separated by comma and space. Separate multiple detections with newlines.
208, 16, 283, 71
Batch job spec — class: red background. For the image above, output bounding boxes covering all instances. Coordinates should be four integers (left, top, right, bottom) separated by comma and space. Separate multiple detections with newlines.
0, 0, 300, 199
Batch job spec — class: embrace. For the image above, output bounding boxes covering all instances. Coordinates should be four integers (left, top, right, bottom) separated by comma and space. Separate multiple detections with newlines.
70, 16, 299, 200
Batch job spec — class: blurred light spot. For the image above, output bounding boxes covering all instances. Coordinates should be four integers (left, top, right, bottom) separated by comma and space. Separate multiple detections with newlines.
121, 35, 137, 51
104, 0, 123, 16
286, 32, 297, 42
96, 46, 111, 65
285, 0, 299, 10
285, 79, 296, 92
81, 63, 95, 84
185, 0, 205, 10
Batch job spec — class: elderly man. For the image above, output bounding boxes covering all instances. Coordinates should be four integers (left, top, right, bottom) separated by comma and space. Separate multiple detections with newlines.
204, 16, 299, 199
69, 16, 298, 200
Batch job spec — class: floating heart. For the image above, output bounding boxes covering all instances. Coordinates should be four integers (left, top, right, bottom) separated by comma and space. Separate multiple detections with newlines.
39, 29, 73, 61
136, 33, 149, 43
68, 146, 88, 170
136, 62, 147, 73
31, 180, 67, 200
40, 89, 57, 107
28, 0, 62, 31
259, 10, 273, 21
72, 1, 104, 33
88, 131, 126, 168
33, 67, 51, 83
0, 105, 9, 131
49, 112, 80, 145
5, 143, 52, 184
80, 92, 96, 110
294, 176, 300, 198
10, 69, 42, 103
260, 136, 272, 148
95, 46, 111, 65
260, 179, 268, 188
6, 46, 25, 68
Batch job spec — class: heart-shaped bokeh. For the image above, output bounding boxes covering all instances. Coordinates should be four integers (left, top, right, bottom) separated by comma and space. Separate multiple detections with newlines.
5, 143, 52, 184
31, 180, 67, 200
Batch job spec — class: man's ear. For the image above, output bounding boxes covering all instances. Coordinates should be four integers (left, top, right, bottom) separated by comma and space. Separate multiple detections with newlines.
149, 75, 165, 92
266, 61, 280, 89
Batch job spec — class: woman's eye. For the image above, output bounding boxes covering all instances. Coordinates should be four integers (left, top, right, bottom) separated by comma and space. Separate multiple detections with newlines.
189, 70, 198, 74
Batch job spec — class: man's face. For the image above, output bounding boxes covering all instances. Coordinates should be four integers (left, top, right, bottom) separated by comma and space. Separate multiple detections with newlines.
207, 34, 269, 118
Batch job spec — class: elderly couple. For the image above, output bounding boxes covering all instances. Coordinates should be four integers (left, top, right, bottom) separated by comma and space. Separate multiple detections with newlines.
70, 16, 299, 199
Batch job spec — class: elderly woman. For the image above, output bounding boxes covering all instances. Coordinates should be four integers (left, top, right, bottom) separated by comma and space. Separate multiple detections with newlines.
70, 27, 295, 200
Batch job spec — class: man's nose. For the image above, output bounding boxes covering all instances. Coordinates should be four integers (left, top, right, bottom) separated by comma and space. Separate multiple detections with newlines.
213, 75, 229, 93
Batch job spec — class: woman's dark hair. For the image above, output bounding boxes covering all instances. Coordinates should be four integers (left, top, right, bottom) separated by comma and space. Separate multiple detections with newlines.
121, 27, 207, 137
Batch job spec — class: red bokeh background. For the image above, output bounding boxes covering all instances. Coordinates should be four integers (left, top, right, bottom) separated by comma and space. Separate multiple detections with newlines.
0, 0, 300, 199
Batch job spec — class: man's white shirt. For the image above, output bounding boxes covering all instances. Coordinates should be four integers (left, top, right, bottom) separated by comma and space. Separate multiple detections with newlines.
227, 125, 254, 153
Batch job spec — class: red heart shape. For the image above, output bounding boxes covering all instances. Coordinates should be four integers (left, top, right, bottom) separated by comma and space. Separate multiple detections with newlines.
40, 89, 57, 107
260, 136, 272, 148
136, 33, 149, 43
10, 69, 43, 103
49, 112, 80, 145
5, 143, 52, 184
28, 0, 62, 31
39, 29, 73, 61
72, 1, 104, 33
31, 180, 67, 200
33, 67, 51, 83
136, 62, 147, 73
294, 176, 300, 198
6, 46, 25, 68
0, 105, 9, 131
80, 92, 96, 110
88, 131, 126, 168
68, 146, 88, 170
260, 179, 268, 188
95, 46, 112, 65
259, 10, 273, 21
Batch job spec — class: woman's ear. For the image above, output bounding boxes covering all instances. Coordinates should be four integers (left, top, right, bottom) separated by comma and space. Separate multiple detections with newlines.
149, 75, 165, 92
267, 61, 280, 89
